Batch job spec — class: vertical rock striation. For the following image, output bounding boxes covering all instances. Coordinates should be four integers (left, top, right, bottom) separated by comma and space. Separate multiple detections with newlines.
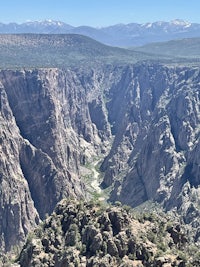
100, 64, 199, 217
0, 82, 39, 251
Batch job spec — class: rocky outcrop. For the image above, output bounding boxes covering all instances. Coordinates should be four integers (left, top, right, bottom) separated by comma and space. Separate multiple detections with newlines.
18, 199, 191, 267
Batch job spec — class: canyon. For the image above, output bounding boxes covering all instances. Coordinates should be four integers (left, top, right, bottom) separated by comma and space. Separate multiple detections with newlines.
0, 62, 199, 256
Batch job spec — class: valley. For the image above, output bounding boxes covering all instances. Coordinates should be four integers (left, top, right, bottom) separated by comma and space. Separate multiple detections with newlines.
0, 33, 199, 266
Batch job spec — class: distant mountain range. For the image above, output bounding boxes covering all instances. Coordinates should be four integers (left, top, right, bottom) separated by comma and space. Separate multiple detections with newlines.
1, 19, 200, 46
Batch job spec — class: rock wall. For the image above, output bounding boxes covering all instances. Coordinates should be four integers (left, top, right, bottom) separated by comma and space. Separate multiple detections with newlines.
100, 64, 199, 211
0, 82, 39, 251
99, 63, 200, 242
0, 66, 116, 251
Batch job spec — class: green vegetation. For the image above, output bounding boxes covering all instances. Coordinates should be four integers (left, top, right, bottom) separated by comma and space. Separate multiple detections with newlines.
81, 158, 110, 203
16, 199, 200, 266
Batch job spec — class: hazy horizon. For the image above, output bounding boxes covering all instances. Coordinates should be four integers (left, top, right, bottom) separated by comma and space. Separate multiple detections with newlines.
1, 0, 200, 27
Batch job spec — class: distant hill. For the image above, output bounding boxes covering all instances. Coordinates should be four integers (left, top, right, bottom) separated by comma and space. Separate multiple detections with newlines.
1, 19, 200, 47
0, 34, 199, 69
133, 37, 200, 59
0, 34, 157, 68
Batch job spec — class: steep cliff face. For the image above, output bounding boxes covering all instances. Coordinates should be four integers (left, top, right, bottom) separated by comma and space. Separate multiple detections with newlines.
100, 64, 199, 211
98, 64, 200, 244
0, 67, 117, 251
0, 63, 199, 252
0, 83, 40, 252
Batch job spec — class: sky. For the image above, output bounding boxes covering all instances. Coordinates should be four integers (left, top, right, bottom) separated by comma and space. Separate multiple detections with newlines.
1, 0, 200, 27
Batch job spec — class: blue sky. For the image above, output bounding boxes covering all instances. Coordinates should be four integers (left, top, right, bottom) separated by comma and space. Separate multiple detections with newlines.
1, 0, 200, 26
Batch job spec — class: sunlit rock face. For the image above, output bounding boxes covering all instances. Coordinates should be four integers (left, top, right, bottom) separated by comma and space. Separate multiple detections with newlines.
101, 64, 199, 211
0, 63, 199, 251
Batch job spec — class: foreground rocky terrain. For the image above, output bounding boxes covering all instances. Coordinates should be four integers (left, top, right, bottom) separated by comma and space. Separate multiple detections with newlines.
0, 61, 199, 258
18, 199, 198, 266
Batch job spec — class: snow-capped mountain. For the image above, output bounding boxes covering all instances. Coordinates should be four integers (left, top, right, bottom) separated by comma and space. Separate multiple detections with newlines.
0, 19, 200, 46
21, 19, 74, 32
0, 20, 74, 34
